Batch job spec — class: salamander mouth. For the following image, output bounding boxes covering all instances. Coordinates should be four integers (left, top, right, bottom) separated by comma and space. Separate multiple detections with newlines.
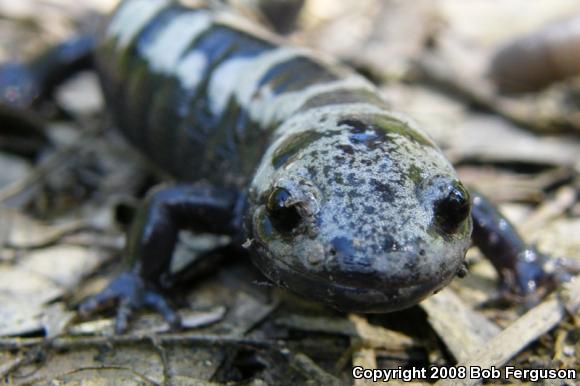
250, 246, 458, 312
251, 207, 460, 291
249, 208, 466, 312
274, 251, 456, 292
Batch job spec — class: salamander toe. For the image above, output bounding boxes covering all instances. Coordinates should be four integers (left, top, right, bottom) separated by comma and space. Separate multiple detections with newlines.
78, 271, 181, 333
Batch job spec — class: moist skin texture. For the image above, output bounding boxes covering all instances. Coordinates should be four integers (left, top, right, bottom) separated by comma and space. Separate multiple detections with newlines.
100, 0, 472, 313
246, 106, 472, 312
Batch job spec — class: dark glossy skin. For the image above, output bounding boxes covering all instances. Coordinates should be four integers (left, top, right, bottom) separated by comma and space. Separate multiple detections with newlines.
0, 36, 95, 109
470, 191, 558, 300
0, 0, 559, 332
0, 37, 94, 159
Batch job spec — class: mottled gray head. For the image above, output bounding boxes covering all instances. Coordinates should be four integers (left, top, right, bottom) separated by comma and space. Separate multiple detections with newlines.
246, 108, 472, 312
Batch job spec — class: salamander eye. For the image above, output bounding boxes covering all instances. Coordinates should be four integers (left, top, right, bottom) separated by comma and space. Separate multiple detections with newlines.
266, 187, 302, 232
434, 183, 471, 232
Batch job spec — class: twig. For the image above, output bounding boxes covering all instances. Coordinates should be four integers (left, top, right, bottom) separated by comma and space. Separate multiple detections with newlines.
421, 288, 500, 362
436, 278, 579, 386
148, 335, 170, 386
2, 221, 107, 251
277, 314, 417, 350
351, 343, 377, 386
0, 355, 26, 379
0, 123, 101, 207
0, 144, 75, 206
0, 332, 280, 351
289, 352, 344, 386
520, 186, 576, 240
413, 54, 578, 135
22, 365, 159, 386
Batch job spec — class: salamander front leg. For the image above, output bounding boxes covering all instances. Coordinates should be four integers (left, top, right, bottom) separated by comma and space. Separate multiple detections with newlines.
79, 184, 243, 333
470, 190, 568, 305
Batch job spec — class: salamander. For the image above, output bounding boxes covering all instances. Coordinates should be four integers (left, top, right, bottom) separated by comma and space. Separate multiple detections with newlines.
0, 0, 561, 332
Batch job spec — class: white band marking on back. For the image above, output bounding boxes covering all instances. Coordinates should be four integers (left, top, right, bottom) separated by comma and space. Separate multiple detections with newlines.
250, 76, 377, 127
207, 46, 309, 116
208, 57, 256, 115
235, 46, 315, 107
176, 51, 208, 90
142, 11, 213, 74
107, 0, 171, 48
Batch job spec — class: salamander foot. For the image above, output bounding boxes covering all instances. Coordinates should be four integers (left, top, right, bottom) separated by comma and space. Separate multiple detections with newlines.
483, 250, 577, 309
78, 271, 181, 333
0, 62, 38, 108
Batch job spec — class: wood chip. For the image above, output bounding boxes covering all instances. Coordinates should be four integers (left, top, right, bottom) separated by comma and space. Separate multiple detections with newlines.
520, 186, 577, 239
436, 278, 579, 386
69, 307, 227, 336
0, 355, 25, 379
352, 346, 377, 386
421, 288, 500, 362
277, 314, 417, 350
289, 352, 344, 386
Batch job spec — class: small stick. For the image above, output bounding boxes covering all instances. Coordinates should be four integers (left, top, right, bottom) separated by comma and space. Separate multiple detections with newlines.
0, 332, 279, 351
421, 288, 500, 362
435, 278, 579, 386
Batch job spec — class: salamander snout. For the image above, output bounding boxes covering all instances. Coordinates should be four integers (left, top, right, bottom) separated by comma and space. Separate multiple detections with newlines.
248, 173, 473, 313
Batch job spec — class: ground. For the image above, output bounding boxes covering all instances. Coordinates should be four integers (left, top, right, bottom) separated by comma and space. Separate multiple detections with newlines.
0, 0, 578, 385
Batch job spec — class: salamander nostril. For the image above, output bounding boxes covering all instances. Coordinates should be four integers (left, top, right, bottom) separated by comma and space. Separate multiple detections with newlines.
330, 236, 355, 258
434, 182, 471, 232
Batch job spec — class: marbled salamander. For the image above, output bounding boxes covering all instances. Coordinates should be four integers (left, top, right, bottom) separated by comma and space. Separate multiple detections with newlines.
0, 0, 557, 332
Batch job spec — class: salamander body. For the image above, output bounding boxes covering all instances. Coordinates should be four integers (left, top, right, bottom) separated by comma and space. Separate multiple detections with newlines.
0, 0, 556, 330
97, 0, 473, 312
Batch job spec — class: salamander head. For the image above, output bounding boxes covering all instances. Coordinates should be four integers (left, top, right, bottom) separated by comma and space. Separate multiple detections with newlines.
246, 110, 472, 312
